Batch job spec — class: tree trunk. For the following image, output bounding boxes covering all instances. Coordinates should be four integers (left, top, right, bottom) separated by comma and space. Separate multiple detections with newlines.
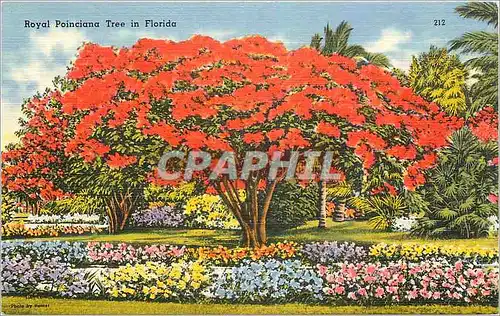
318, 180, 327, 228
105, 190, 137, 234
214, 177, 277, 248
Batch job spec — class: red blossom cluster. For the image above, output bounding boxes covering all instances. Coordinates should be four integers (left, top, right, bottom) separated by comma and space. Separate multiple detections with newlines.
468, 107, 498, 142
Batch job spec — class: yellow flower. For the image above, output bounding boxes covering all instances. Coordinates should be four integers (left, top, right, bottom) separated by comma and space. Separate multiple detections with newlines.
177, 280, 187, 290
122, 287, 135, 295
110, 288, 119, 298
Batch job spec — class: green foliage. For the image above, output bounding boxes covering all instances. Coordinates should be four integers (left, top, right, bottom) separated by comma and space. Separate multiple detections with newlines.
266, 182, 318, 230
367, 195, 408, 230
363, 52, 392, 68
412, 128, 498, 238
144, 182, 199, 208
41, 194, 106, 215
450, 2, 498, 112
1, 194, 21, 223
409, 46, 468, 116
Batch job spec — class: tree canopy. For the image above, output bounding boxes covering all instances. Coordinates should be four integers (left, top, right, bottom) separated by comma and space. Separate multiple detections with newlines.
2, 35, 476, 245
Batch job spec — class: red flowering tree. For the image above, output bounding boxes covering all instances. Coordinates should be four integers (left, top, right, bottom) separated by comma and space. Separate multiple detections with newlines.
3, 36, 465, 245
2, 93, 68, 214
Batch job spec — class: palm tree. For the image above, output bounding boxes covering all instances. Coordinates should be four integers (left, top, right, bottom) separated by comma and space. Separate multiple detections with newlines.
311, 21, 392, 68
311, 21, 392, 228
449, 2, 498, 112
412, 128, 498, 238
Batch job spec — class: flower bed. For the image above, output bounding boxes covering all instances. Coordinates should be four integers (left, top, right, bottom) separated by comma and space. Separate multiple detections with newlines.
100, 261, 210, 301
26, 214, 103, 225
209, 259, 324, 303
191, 242, 300, 265
1, 240, 498, 305
2, 241, 87, 264
87, 242, 186, 266
321, 260, 498, 304
369, 243, 498, 264
1, 222, 105, 239
301, 241, 367, 265
1, 255, 91, 298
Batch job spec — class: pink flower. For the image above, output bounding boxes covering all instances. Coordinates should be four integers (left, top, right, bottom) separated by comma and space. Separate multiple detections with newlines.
408, 289, 418, 300
334, 286, 345, 295
387, 286, 398, 294
375, 287, 385, 298
481, 289, 491, 297
452, 292, 462, 299
432, 292, 441, 299
347, 267, 357, 279
326, 274, 336, 283
488, 193, 498, 204
454, 261, 463, 271
366, 265, 376, 274
347, 292, 357, 300
104, 242, 113, 249
467, 288, 477, 296
317, 265, 328, 277
357, 288, 368, 297
419, 288, 431, 299
458, 275, 466, 284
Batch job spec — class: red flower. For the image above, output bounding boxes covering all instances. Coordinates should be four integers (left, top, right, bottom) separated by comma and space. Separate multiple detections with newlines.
106, 153, 137, 169
183, 131, 208, 150
317, 122, 341, 138
488, 194, 498, 204
387, 145, 417, 160
267, 129, 285, 141
243, 132, 265, 144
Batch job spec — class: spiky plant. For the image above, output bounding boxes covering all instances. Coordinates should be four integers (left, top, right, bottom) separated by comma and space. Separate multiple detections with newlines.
412, 128, 498, 238
367, 195, 408, 230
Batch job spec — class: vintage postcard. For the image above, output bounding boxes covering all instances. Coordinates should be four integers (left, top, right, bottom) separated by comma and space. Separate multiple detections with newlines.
1, 0, 499, 314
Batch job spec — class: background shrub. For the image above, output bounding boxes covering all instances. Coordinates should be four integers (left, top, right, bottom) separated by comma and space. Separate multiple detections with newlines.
265, 182, 318, 231
131, 206, 185, 228
412, 129, 498, 238
184, 194, 239, 230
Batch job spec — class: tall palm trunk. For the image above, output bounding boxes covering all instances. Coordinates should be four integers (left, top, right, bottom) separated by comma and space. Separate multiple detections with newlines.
318, 180, 327, 228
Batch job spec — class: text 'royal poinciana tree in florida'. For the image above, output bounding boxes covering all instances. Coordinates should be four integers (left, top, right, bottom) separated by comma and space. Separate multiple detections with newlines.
3, 35, 468, 246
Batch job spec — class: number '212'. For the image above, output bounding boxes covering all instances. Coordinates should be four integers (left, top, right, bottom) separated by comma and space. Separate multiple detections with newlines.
434, 19, 445, 26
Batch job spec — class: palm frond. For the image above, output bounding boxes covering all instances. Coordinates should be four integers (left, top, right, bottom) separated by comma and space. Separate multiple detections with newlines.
333, 20, 354, 55
343, 44, 367, 58
455, 2, 498, 28
449, 31, 498, 55
364, 52, 392, 68
310, 33, 322, 51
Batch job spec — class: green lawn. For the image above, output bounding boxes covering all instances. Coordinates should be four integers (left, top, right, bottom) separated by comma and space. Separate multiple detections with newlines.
18, 219, 498, 250
2, 297, 497, 315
